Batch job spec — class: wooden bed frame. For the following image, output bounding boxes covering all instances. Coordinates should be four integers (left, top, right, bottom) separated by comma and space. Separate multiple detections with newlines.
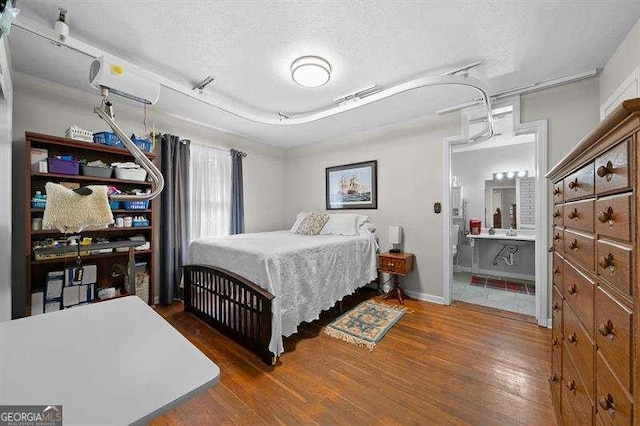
183, 265, 275, 365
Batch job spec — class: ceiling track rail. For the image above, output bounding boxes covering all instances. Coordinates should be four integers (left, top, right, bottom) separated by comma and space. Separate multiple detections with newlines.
12, 16, 494, 141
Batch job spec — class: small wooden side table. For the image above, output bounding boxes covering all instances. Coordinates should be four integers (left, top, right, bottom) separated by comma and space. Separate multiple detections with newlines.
378, 252, 415, 304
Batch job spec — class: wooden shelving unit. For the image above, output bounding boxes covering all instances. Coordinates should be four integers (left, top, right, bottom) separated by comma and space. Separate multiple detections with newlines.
22, 132, 158, 316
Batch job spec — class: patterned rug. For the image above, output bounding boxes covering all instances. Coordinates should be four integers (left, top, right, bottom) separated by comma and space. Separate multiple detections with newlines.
470, 275, 535, 295
324, 300, 406, 351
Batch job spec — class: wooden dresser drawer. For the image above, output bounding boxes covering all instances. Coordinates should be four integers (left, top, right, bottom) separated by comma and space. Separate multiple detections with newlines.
564, 261, 595, 336
563, 302, 595, 401
378, 254, 413, 276
564, 199, 595, 233
553, 204, 564, 227
553, 227, 564, 253
565, 163, 595, 201
564, 229, 595, 272
595, 286, 632, 393
597, 239, 633, 299
595, 138, 630, 195
595, 193, 632, 242
553, 180, 564, 204
562, 350, 595, 426
552, 285, 563, 339
551, 332, 563, 413
596, 352, 633, 426
553, 253, 564, 292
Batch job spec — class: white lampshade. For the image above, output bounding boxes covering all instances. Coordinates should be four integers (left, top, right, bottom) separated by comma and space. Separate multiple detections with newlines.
388, 225, 402, 245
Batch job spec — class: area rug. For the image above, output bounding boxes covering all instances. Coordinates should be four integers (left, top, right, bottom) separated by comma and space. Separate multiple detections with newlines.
470, 275, 535, 295
324, 300, 406, 351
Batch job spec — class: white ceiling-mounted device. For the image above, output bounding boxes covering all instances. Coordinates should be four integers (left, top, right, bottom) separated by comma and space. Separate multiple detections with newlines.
54, 8, 69, 41
89, 56, 160, 105
89, 56, 164, 201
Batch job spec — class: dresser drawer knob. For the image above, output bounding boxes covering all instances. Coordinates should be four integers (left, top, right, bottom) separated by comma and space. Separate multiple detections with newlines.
553, 210, 561, 218
598, 254, 615, 272
567, 285, 578, 295
552, 338, 560, 347
568, 208, 578, 220
567, 333, 577, 344
566, 380, 577, 392
598, 393, 615, 411
553, 266, 561, 275
553, 234, 561, 241
553, 188, 561, 196
550, 374, 559, 383
568, 178, 579, 191
569, 239, 579, 250
598, 320, 615, 340
597, 161, 614, 180
598, 206, 614, 228
552, 302, 560, 311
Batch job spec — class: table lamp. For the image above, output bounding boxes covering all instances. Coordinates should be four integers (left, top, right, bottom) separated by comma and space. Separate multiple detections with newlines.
389, 225, 402, 253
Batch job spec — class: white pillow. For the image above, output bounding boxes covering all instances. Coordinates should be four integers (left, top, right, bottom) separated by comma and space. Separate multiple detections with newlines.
320, 214, 367, 236
358, 222, 376, 235
290, 212, 310, 233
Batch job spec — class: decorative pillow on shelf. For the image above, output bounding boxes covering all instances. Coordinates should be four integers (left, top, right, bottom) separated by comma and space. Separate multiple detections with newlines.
290, 212, 310, 233
296, 212, 330, 236
320, 214, 368, 236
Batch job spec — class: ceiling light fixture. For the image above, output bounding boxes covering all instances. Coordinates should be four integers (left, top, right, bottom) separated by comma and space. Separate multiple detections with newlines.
291, 56, 331, 88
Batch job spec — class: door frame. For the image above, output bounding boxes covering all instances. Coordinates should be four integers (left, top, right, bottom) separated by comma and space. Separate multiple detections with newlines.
442, 99, 550, 327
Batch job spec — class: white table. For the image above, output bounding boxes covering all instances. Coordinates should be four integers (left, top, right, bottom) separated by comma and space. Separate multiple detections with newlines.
0, 296, 220, 425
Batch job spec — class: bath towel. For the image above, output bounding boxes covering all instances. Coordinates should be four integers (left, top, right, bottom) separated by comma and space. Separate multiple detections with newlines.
43, 183, 114, 233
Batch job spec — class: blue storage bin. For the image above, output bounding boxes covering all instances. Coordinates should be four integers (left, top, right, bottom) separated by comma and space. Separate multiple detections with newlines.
93, 132, 123, 148
132, 219, 150, 227
109, 201, 120, 210
31, 200, 47, 209
123, 200, 149, 210
130, 134, 152, 152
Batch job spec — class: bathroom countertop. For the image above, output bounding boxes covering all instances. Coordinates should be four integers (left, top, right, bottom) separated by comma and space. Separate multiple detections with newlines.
467, 233, 535, 242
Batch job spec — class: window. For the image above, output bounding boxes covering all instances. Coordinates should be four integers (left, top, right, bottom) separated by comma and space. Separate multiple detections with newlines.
189, 143, 231, 241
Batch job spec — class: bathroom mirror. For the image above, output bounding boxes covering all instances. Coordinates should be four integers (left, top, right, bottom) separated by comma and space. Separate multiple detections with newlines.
484, 175, 536, 229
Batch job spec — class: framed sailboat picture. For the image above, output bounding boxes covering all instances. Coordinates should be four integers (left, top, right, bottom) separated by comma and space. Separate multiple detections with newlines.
326, 160, 378, 210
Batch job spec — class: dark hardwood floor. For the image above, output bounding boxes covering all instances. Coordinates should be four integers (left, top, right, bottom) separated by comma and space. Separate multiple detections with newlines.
151, 290, 555, 425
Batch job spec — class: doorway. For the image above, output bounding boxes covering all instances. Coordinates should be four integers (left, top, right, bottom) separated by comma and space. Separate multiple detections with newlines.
443, 99, 549, 327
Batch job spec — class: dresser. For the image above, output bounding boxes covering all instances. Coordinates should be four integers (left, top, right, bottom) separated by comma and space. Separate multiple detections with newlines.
546, 98, 640, 425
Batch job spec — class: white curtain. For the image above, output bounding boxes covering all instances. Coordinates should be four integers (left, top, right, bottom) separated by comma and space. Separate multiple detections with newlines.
189, 143, 232, 241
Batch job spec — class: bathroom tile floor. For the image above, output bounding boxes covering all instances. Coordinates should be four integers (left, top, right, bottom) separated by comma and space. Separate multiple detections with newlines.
452, 271, 536, 316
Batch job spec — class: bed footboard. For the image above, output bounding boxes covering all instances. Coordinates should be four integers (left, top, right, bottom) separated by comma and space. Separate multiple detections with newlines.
183, 265, 275, 365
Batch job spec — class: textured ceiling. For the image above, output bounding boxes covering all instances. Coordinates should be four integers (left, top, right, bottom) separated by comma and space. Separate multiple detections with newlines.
10, 1, 640, 147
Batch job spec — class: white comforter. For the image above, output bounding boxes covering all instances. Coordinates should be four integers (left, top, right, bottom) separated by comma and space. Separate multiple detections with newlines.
187, 231, 378, 356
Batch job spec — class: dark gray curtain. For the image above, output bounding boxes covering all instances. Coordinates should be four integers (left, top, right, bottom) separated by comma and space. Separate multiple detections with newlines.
159, 134, 190, 304
230, 149, 246, 235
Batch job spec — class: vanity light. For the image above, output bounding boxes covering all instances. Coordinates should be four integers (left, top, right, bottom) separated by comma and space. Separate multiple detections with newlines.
517, 170, 527, 178
495, 173, 504, 180
291, 56, 332, 88
506, 171, 515, 179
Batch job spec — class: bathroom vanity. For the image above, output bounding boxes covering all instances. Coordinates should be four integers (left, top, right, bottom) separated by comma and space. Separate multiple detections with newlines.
467, 230, 536, 281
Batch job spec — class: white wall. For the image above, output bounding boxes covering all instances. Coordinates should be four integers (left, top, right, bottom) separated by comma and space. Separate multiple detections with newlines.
452, 142, 535, 224
0, 37, 12, 322
521, 78, 600, 168
286, 113, 459, 300
12, 72, 289, 233
599, 19, 640, 108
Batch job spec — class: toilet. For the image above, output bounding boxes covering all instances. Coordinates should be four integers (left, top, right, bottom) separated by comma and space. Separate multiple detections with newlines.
450, 224, 460, 257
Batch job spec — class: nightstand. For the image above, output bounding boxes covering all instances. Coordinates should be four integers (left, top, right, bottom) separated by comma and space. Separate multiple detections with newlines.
378, 252, 414, 304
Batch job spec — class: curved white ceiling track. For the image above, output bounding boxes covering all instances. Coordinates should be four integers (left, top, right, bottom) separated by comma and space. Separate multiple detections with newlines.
13, 17, 494, 142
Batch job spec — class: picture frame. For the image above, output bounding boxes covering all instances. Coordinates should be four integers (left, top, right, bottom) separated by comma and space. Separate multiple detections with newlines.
326, 160, 377, 210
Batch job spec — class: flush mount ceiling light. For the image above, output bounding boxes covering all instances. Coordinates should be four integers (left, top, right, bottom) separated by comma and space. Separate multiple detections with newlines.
291, 56, 331, 88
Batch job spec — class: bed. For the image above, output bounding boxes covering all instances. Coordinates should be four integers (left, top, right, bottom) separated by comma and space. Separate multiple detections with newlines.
183, 229, 378, 364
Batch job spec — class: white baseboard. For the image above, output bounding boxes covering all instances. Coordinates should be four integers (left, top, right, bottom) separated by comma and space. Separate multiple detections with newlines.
404, 289, 445, 305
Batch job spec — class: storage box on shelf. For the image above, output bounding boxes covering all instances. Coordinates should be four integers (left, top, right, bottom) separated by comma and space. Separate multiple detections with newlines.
19, 131, 158, 318
546, 98, 639, 425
